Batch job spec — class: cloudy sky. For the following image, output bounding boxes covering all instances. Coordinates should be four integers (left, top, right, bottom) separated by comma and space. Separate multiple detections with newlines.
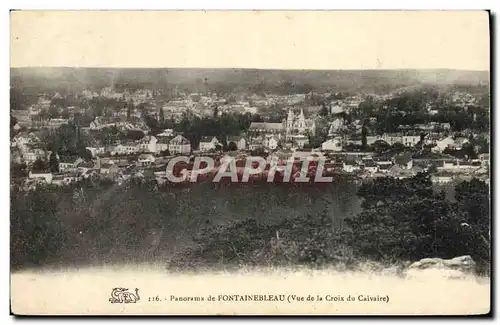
10, 11, 490, 70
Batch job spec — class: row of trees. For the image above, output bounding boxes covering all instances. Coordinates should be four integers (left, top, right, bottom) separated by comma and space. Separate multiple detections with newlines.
175, 112, 254, 149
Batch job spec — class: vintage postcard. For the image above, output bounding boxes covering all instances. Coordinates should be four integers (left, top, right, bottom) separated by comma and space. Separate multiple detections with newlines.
10, 10, 491, 316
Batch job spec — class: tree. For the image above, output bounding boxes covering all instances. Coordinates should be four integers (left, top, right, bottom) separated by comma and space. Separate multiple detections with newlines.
454, 178, 490, 271
344, 173, 490, 267
32, 158, 48, 173
11, 163, 28, 179
212, 104, 219, 119
227, 142, 238, 151
48, 106, 61, 119
79, 147, 93, 161
320, 103, 329, 117
159, 149, 170, 156
60, 108, 70, 120
361, 124, 368, 149
49, 151, 60, 173
159, 107, 165, 124
10, 115, 18, 129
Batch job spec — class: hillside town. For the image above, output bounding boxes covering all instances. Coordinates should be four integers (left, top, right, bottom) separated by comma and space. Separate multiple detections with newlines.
10, 84, 490, 190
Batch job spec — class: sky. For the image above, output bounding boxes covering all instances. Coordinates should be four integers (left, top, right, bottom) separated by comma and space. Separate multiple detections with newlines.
10, 11, 490, 70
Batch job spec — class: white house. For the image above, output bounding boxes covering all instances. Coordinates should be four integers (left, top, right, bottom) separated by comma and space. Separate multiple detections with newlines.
402, 135, 421, 147
343, 161, 360, 173
138, 135, 158, 153
169, 135, 191, 154
478, 153, 490, 166
393, 152, 414, 170
157, 129, 174, 137
432, 136, 455, 153
453, 137, 470, 151
292, 135, 309, 149
28, 171, 53, 184
362, 159, 379, 174
111, 142, 140, 156
322, 137, 343, 151
330, 105, 344, 115
199, 136, 221, 152
375, 161, 393, 173
431, 175, 453, 184
266, 136, 280, 150
86, 147, 105, 158
328, 117, 344, 136
138, 153, 156, 166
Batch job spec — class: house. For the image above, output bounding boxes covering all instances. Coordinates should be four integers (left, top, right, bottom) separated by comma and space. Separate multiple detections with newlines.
51, 173, 66, 186
248, 122, 286, 143
437, 160, 459, 172
138, 153, 156, 166
266, 136, 280, 150
138, 135, 158, 153
362, 159, 379, 174
248, 138, 265, 151
63, 172, 81, 184
432, 136, 455, 153
76, 160, 96, 173
343, 161, 360, 173
59, 158, 78, 172
292, 134, 309, 149
28, 171, 53, 184
387, 164, 425, 179
393, 152, 413, 169
478, 153, 490, 166
169, 135, 191, 154
453, 137, 470, 151
199, 136, 221, 152
322, 137, 342, 151
81, 169, 99, 179
328, 117, 344, 136
377, 163, 393, 173
111, 142, 139, 155
22, 147, 46, 164
157, 129, 174, 137
47, 118, 69, 129
330, 105, 344, 115
86, 147, 105, 158
431, 175, 453, 184
401, 135, 421, 147
13, 132, 41, 152
100, 162, 119, 175
226, 136, 247, 150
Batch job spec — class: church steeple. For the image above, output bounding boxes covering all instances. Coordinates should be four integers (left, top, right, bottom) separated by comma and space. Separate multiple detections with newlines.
299, 108, 305, 120
286, 108, 294, 129
297, 108, 306, 129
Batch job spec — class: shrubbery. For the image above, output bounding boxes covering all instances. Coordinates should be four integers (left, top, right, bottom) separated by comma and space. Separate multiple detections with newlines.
10, 174, 490, 275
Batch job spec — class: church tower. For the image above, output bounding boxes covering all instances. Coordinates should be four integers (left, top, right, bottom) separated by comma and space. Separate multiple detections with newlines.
297, 108, 306, 130
286, 109, 295, 140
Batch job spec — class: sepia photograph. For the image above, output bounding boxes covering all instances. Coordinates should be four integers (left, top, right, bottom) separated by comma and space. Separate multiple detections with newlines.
9, 10, 491, 316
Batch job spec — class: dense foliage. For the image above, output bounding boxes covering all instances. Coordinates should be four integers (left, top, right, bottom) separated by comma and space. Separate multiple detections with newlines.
11, 174, 490, 275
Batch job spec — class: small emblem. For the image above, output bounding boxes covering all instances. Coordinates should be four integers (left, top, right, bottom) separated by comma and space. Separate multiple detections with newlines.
109, 288, 140, 303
